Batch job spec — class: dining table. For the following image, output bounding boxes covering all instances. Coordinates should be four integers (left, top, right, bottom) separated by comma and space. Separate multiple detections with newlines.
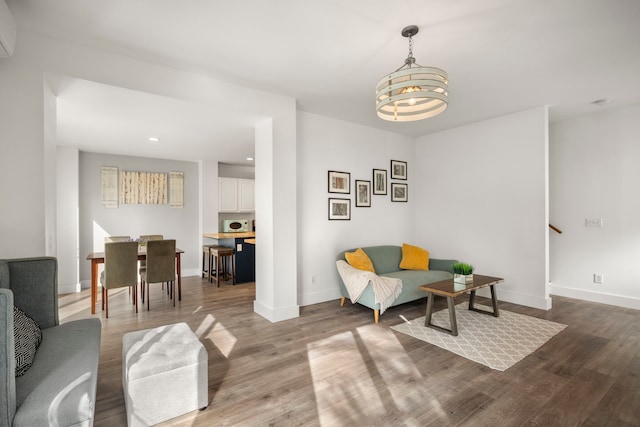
86, 247, 184, 314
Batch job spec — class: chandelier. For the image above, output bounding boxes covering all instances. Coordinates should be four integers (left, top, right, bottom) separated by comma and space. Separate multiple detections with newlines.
376, 25, 448, 122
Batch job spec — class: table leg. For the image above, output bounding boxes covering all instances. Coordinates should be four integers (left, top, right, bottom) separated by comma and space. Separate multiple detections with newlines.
447, 296, 458, 336
490, 285, 499, 316
91, 260, 98, 315
468, 286, 499, 317
177, 253, 182, 301
424, 292, 434, 327
424, 293, 459, 336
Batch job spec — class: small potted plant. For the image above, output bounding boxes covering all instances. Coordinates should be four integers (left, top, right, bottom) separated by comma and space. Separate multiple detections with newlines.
452, 262, 474, 285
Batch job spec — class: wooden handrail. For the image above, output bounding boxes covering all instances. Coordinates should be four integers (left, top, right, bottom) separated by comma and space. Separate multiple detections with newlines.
549, 224, 562, 234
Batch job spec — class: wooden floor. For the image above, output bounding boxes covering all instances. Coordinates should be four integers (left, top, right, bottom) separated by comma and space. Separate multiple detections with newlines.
59, 276, 640, 427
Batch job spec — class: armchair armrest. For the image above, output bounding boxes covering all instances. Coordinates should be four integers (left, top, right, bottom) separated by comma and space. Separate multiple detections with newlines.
0, 289, 16, 427
429, 258, 459, 274
3, 257, 58, 329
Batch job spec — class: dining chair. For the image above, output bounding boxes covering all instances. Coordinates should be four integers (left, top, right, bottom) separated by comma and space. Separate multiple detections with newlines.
100, 241, 139, 318
138, 234, 164, 302
105, 235, 131, 243
140, 239, 176, 310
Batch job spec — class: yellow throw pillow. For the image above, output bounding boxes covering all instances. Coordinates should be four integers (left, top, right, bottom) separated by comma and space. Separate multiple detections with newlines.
399, 243, 430, 270
344, 248, 375, 272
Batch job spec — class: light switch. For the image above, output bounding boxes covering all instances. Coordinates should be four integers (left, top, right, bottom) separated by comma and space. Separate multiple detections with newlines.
585, 218, 603, 227
236, 243, 242, 252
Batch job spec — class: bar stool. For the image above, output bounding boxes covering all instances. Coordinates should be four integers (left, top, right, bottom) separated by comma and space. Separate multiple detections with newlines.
202, 244, 217, 282
209, 246, 235, 287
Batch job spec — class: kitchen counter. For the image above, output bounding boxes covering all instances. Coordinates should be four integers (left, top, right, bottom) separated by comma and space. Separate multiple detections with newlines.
204, 232, 255, 239
204, 232, 256, 283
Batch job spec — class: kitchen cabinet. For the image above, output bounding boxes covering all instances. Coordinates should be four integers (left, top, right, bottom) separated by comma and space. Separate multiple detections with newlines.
219, 178, 254, 212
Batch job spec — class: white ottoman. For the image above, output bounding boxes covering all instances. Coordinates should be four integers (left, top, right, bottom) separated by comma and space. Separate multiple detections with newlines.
122, 322, 208, 426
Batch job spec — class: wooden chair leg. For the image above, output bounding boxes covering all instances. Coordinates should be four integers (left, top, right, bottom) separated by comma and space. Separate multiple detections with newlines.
105, 289, 109, 318
172, 281, 176, 307
216, 255, 222, 288
374, 309, 379, 324
147, 282, 150, 311
340, 296, 346, 306
231, 254, 236, 285
134, 285, 138, 313
102, 287, 105, 311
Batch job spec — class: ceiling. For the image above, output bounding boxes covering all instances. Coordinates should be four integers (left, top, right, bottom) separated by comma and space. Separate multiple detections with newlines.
7, 0, 640, 164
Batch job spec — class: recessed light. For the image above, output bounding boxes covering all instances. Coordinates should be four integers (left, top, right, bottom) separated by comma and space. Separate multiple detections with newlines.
148, 137, 160, 142
246, 157, 254, 161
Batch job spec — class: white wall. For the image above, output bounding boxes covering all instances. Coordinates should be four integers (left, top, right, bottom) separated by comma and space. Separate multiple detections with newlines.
56, 146, 79, 293
415, 107, 550, 309
0, 38, 45, 257
549, 103, 640, 309
297, 112, 416, 306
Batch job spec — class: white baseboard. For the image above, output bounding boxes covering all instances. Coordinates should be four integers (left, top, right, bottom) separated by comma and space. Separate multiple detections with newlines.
58, 282, 81, 294
299, 288, 342, 306
550, 283, 640, 310
475, 287, 552, 310
253, 300, 300, 323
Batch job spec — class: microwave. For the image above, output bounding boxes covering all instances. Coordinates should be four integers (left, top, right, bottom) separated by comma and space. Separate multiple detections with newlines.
222, 219, 249, 233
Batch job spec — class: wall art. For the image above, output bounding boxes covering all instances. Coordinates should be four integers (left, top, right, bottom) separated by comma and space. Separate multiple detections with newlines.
391, 183, 408, 202
355, 180, 371, 207
391, 160, 407, 180
328, 198, 351, 220
328, 170, 350, 194
373, 169, 387, 195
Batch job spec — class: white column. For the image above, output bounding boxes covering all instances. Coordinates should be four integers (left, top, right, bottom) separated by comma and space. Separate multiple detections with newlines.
254, 113, 299, 322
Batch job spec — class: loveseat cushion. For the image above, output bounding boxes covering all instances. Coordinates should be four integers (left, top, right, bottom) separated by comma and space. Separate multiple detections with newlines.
13, 307, 42, 377
344, 248, 375, 272
399, 243, 430, 270
13, 318, 101, 427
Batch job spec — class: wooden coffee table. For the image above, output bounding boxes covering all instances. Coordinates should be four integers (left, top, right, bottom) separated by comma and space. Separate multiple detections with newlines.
419, 274, 504, 336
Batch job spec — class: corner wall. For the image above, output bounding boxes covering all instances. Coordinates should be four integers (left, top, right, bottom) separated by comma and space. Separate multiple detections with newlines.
415, 107, 550, 309
549, 103, 640, 309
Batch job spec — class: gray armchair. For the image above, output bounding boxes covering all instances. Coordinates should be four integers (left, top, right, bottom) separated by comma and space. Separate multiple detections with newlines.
0, 257, 101, 427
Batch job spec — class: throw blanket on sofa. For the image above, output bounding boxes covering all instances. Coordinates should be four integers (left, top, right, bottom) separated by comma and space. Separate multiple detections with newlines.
336, 260, 403, 315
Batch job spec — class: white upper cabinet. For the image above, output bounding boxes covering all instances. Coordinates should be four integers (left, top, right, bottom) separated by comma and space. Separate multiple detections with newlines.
238, 179, 255, 212
219, 177, 254, 212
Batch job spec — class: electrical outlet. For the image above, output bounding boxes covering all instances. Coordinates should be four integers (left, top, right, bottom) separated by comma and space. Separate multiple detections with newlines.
236, 243, 242, 252
593, 274, 604, 284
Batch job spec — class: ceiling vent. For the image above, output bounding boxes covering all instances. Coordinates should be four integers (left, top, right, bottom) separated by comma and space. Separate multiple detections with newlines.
0, 0, 16, 57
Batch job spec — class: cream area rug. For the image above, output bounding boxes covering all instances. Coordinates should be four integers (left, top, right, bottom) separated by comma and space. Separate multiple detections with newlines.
391, 304, 567, 371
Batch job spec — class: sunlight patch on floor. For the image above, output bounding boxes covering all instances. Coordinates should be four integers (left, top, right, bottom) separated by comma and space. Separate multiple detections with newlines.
356, 323, 426, 415
195, 313, 236, 358
307, 331, 386, 426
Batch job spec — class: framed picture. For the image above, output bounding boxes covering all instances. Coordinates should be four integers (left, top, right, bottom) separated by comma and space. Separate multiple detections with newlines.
373, 169, 387, 195
329, 198, 351, 220
391, 160, 407, 180
391, 183, 408, 202
328, 170, 350, 194
355, 180, 371, 207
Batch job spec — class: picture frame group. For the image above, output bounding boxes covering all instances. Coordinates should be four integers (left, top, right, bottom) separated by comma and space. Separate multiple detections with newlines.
327, 160, 408, 219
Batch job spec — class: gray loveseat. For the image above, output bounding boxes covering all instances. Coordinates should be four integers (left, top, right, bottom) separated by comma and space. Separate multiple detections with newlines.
1, 257, 102, 427
337, 245, 458, 322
